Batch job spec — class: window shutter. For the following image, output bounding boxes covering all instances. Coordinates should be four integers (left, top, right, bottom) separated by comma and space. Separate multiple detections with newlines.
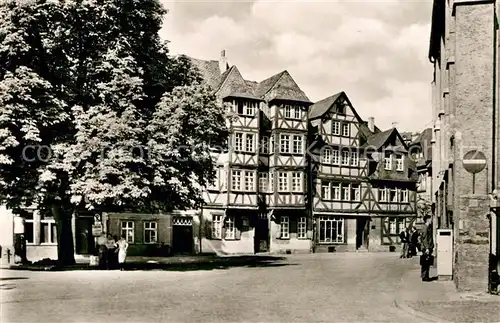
235, 217, 242, 240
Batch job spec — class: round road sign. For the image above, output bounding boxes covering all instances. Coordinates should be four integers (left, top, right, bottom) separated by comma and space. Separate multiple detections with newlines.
462, 150, 487, 174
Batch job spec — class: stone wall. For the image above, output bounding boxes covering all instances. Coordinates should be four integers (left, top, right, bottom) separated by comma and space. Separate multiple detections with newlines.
454, 195, 490, 292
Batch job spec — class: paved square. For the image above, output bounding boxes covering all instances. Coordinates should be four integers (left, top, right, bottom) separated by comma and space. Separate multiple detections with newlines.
2, 253, 422, 322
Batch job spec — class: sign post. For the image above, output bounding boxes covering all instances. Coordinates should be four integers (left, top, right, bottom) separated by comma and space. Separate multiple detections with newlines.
462, 150, 487, 194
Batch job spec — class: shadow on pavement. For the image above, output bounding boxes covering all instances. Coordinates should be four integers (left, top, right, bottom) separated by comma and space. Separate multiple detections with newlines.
0, 277, 29, 281
8, 255, 296, 272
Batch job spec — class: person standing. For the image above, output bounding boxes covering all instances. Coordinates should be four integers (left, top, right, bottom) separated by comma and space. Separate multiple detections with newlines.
117, 235, 129, 271
399, 226, 409, 258
409, 226, 420, 258
420, 215, 434, 281
96, 232, 108, 270
105, 234, 117, 270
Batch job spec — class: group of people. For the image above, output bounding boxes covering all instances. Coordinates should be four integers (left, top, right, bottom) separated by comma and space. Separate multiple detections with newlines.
96, 233, 129, 270
399, 225, 420, 258
399, 215, 435, 282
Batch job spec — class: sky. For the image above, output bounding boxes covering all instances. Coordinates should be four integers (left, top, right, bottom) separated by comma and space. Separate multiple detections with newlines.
160, 0, 434, 133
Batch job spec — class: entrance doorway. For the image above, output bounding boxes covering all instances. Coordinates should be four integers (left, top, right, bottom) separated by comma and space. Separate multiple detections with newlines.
172, 217, 193, 254
356, 218, 369, 250
75, 217, 95, 255
254, 214, 269, 253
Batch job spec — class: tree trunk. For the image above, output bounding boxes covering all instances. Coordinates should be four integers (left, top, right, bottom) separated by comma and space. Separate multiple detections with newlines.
51, 204, 76, 266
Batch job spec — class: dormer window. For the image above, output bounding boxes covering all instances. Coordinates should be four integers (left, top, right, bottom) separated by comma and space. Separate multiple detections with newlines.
384, 154, 392, 170
293, 106, 301, 119
396, 155, 404, 171
284, 104, 301, 120
234, 100, 257, 116
284, 105, 292, 118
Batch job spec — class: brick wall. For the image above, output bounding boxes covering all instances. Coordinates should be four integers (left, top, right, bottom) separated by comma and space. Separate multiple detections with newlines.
454, 195, 490, 292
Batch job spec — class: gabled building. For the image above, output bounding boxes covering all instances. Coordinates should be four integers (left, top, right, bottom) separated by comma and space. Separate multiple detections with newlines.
308, 92, 418, 252
192, 51, 314, 254
190, 49, 418, 255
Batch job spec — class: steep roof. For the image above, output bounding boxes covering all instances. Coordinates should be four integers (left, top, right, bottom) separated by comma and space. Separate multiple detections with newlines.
364, 129, 394, 149
256, 70, 311, 103
189, 58, 225, 90
308, 92, 343, 120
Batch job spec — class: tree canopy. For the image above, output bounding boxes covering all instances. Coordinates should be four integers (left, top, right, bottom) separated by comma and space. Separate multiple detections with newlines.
0, 0, 227, 265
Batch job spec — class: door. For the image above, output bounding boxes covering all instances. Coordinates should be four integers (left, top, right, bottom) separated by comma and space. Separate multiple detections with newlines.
75, 218, 95, 255
254, 215, 269, 253
172, 225, 193, 254
356, 218, 369, 249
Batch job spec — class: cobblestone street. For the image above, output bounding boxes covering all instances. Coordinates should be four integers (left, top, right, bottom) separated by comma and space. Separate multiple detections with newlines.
1, 253, 417, 322
2, 253, 499, 322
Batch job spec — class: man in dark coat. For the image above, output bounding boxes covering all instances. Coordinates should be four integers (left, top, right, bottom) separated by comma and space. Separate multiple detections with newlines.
420, 215, 434, 281
399, 226, 410, 258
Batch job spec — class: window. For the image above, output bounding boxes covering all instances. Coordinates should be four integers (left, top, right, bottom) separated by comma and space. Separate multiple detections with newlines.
332, 121, 340, 135
341, 150, 350, 166
350, 151, 359, 166
231, 170, 241, 191
293, 135, 303, 154
144, 221, 157, 244
332, 148, 340, 165
278, 172, 289, 192
284, 105, 292, 118
245, 102, 256, 116
351, 184, 360, 201
321, 182, 331, 200
318, 216, 344, 243
234, 133, 243, 151
40, 216, 57, 244
245, 134, 255, 153
244, 171, 255, 191
332, 183, 341, 200
236, 101, 244, 115
224, 216, 235, 239
121, 221, 134, 243
396, 155, 404, 171
342, 184, 350, 201
390, 189, 398, 202
379, 188, 388, 202
269, 172, 274, 191
384, 154, 392, 170
298, 217, 307, 239
259, 172, 269, 192
260, 136, 269, 154
212, 215, 222, 239
280, 216, 290, 239
342, 123, 350, 137
22, 211, 34, 244
322, 148, 332, 164
401, 189, 409, 203
385, 217, 406, 235
280, 134, 290, 153
389, 218, 397, 234
292, 172, 302, 192
293, 106, 301, 119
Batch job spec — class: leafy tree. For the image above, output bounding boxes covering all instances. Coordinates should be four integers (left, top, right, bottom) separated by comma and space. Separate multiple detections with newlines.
0, 0, 227, 265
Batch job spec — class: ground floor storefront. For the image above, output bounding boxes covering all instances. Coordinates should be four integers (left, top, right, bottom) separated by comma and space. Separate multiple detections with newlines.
1, 206, 418, 262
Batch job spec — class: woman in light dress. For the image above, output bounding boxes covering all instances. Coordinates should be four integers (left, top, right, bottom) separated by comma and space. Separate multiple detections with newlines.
117, 235, 129, 271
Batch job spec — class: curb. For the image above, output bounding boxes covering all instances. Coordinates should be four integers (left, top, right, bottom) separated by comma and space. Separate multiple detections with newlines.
394, 298, 451, 323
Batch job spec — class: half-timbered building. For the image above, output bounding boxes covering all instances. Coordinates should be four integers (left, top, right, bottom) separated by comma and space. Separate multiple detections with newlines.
191, 50, 314, 255
308, 92, 418, 252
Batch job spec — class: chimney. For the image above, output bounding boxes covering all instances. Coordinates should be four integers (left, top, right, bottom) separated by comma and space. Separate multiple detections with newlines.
368, 117, 375, 132
219, 49, 228, 73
